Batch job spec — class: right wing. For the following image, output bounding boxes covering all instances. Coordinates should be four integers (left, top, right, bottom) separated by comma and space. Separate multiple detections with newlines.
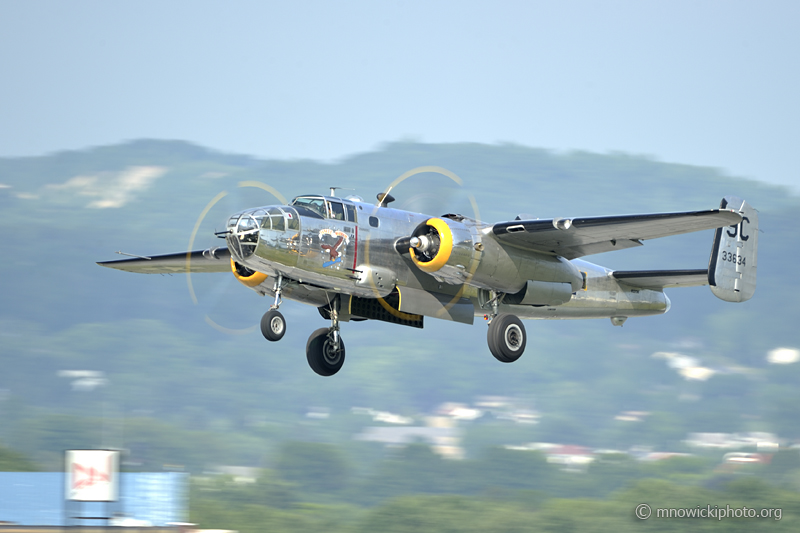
97, 247, 232, 274
492, 208, 741, 259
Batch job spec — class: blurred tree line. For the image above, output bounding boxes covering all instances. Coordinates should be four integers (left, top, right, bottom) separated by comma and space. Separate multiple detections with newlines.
188, 442, 800, 532
1, 140, 799, 530
0, 442, 38, 471
3, 431, 800, 530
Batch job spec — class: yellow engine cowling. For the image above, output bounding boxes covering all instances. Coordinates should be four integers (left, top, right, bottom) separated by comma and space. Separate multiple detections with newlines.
409, 218, 475, 284
230, 258, 268, 287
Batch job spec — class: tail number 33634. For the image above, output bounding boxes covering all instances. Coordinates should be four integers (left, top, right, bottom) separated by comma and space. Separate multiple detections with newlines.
721, 250, 745, 266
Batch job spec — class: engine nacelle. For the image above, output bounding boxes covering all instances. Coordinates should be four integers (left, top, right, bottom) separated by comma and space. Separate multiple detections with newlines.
231, 258, 268, 287
409, 217, 475, 284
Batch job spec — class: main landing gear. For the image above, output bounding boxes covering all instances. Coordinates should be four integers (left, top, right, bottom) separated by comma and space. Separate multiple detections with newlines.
484, 291, 527, 363
306, 327, 345, 377
306, 294, 345, 376
260, 275, 345, 377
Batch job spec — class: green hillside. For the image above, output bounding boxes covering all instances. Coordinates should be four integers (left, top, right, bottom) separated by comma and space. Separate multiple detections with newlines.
0, 139, 798, 471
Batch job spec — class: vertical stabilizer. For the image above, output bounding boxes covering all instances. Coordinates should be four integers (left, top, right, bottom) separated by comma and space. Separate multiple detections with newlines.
708, 196, 758, 302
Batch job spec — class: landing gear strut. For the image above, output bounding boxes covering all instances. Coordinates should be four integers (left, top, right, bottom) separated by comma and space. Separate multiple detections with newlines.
306, 295, 346, 376
261, 274, 286, 342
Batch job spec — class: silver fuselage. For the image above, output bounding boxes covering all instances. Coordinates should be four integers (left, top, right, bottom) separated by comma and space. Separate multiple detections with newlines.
225, 197, 669, 322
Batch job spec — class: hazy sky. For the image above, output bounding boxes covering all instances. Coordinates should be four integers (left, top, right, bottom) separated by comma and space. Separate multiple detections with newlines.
1, 1, 798, 191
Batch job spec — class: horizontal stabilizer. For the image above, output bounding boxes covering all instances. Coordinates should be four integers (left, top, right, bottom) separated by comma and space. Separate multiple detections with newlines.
613, 269, 709, 289
97, 247, 231, 274
708, 196, 758, 302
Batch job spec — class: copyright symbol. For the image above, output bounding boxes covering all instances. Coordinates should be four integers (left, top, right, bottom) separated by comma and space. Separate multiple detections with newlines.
635, 503, 652, 520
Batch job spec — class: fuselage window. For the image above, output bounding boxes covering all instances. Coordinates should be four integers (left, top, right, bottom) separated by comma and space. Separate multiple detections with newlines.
257, 208, 271, 229
268, 207, 285, 231
232, 215, 259, 258
253, 211, 266, 229
285, 207, 300, 231
369, 216, 379, 228
328, 201, 345, 220
344, 204, 356, 223
239, 216, 258, 234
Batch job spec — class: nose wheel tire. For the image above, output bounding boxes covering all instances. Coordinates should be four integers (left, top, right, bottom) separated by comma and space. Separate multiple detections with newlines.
261, 309, 286, 341
487, 313, 526, 363
306, 328, 346, 376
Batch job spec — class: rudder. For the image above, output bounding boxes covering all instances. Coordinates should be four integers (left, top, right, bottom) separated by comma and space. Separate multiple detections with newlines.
708, 196, 758, 302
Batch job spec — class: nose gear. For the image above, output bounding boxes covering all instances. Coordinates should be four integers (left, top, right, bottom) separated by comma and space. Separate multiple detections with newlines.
261, 273, 286, 341
270, 273, 284, 310
261, 309, 286, 341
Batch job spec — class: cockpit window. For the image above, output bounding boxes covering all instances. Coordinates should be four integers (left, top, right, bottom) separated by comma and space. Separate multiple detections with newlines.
328, 201, 345, 220
291, 196, 357, 222
291, 196, 327, 218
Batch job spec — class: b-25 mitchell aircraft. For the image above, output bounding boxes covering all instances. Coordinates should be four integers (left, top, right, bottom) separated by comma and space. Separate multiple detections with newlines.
99, 183, 758, 377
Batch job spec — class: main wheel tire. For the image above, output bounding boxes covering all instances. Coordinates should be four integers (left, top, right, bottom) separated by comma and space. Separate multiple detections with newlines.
487, 313, 526, 363
306, 328, 346, 376
261, 309, 286, 341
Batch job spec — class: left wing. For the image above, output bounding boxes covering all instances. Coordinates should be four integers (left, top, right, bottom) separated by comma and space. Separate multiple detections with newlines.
97, 247, 231, 274
492, 208, 741, 259
612, 269, 708, 289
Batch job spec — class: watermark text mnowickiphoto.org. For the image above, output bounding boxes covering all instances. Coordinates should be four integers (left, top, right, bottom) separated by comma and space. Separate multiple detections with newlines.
635, 503, 782, 521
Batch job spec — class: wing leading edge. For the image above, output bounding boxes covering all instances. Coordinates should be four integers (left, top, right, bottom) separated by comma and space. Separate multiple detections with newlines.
97, 247, 232, 274
492, 209, 741, 259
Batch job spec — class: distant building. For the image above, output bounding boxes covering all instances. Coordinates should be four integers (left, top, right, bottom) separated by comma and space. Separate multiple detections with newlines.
436, 402, 483, 421
545, 445, 595, 471
613, 411, 650, 422
351, 407, 414, 425
685, 432, 780, 450
504, 443, 595, 471
0, 472, 186, 526
722, 452, 771, 465
355, 426, 464, 459
639, 452, 693, 462
212, 466, 260, 484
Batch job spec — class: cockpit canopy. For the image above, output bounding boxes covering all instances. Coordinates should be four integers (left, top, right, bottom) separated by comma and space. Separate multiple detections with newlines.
291, 196, 357, 222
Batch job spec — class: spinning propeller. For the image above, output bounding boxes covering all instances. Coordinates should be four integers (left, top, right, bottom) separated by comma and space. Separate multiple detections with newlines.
186, 181, 287, 335
184, 167, 484, 338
